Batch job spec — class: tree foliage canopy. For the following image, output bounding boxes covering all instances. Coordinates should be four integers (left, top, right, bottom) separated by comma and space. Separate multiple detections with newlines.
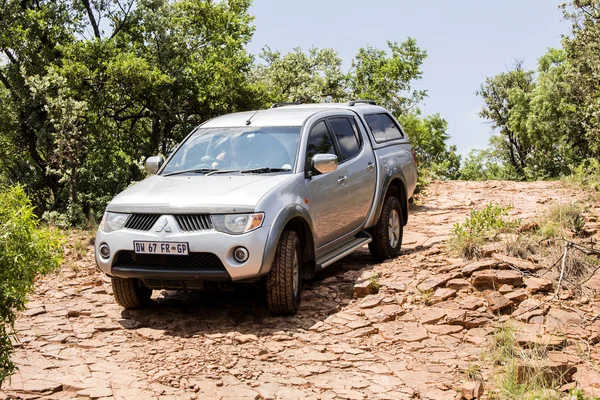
469, 1, 600, 181
0, 4, 457, 222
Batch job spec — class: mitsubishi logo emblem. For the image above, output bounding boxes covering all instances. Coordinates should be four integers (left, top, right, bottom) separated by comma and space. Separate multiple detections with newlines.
156, 218, 171, 233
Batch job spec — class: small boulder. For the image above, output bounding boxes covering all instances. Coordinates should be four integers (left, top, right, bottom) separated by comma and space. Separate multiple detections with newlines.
496, 270, 523, 286
524, 277, 553, 293
498, 284, 513, 294
516, 359, 576, 385
485, 292, 514, 313
461, 381, 483, 399
446, 278, 470, 291
354, 280, 377, 298
505, 289, 528, 303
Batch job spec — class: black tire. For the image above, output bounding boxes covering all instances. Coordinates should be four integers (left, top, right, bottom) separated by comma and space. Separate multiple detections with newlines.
369, 196, 403, 262
111, 277, 152, 309
266, 230, 302, 314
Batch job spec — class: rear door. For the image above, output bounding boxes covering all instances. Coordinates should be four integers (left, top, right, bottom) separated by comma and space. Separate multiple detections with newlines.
327, 116, 377, 231
305, 120, 352, 246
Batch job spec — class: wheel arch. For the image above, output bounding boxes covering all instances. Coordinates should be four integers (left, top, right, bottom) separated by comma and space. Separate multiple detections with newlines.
386, 178, 408, 225
260, 205, 316, 279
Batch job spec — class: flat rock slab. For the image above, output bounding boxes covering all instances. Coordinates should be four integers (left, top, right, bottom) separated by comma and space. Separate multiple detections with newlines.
413, 308, 447, 325
471, 270, 523, 290
378, 322, 429, 342
492, 253, 541, 272
485, 292, 514, 313
462, 259, 499, 276
431, 288, 457, 303
517, 359, 576, 385
505, 288, 528, 303
13, 379, 62, 394
446, 278, 470, 291
77, 387, 113, 399
515, 332, 566, 350
524, 277, 553, 293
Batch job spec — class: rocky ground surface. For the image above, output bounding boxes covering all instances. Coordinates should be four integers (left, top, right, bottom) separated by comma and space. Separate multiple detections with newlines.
2, 181, 600, 400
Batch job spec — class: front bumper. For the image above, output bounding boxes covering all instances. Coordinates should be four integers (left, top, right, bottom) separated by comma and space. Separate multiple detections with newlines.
95, 215, 271, 282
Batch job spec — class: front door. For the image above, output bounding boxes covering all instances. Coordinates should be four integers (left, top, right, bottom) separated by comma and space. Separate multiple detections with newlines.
305, 120, 351, 247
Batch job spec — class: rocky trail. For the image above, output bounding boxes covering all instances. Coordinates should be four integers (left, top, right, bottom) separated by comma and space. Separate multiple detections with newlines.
3, 181, 600, 400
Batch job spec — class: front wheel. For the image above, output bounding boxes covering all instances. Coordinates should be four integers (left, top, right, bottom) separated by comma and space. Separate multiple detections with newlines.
111, 277, 152, 309
266, 230, 302, 314
369, 196, 403, 262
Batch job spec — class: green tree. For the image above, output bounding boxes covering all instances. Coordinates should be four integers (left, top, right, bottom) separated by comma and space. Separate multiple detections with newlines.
476, 60, 535, 179
561, 0, 600, 156
254, 46, 347, 104
0, 0, 258, 224
399, 111, 460, 180
349, 39, 427, 116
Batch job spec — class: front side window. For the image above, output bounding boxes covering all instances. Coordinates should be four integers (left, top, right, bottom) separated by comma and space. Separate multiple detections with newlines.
364, 113, 404, 143
161, 126, 300, 175
305, 121, 335, 169
328, 117, 361, 160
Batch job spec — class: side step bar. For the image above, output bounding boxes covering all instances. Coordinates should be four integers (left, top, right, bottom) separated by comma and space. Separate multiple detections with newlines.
318, 232, 372, 269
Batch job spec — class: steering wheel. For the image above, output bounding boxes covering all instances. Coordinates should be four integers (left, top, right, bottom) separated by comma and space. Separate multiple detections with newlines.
189, 157, 218, 169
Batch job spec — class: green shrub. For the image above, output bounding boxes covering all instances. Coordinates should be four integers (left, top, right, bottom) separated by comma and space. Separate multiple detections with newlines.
450, 203, 519, 259
0, 186, 63, 385
563, 158, 600, 192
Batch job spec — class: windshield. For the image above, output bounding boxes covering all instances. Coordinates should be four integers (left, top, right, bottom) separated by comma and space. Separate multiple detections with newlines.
161, 126, 301, 175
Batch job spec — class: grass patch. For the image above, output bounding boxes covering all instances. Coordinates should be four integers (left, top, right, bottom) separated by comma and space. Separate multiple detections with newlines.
489, 324, 575, 400
449, 203, 519, 259
73, 238, 89, 259
418, 289, 434, 305
465, 363, 483, 382
368, 275, 381, 293
504, 234, 540, 260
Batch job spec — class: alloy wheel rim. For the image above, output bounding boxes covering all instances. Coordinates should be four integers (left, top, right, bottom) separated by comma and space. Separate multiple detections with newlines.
388, 209, 400, 248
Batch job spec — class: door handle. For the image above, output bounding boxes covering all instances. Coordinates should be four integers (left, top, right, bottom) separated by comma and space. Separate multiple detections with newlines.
367, 162, 374, 171
337, 176, 347, 184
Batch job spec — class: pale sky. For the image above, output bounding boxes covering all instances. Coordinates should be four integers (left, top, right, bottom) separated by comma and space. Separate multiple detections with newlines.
246, 0, 568, 156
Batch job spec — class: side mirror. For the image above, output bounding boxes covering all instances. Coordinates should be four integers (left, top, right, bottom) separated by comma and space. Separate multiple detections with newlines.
146, 155, 164, 175
312, 154, 338, 175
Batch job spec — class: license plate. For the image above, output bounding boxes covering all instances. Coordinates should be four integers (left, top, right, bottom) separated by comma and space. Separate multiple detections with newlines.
133, 241, 189, 255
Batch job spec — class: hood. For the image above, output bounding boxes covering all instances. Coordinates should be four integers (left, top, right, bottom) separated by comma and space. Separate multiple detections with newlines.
107, 174, 293, 214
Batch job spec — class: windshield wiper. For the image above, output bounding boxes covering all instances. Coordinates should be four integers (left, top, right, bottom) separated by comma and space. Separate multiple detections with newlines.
163, 168, 218, 177
240, 167, 290, 174
205, 169, 244, 176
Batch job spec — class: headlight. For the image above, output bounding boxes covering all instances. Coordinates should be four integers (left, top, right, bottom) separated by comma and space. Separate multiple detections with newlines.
212, 213, 264, 235
100, 212, 130, 233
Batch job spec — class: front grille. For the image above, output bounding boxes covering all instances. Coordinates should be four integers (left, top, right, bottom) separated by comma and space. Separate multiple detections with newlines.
124, 214, 161, 231
174, 214, 213, 232
114, 251, 225, 271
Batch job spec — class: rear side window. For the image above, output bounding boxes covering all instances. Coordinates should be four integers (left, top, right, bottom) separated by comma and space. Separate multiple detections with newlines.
306, 121, 335, 168
328, 117, 361, 160
364, 113, 404, 143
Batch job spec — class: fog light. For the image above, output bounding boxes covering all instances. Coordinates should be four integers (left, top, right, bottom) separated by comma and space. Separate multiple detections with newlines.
99, 243, 110, 259
233, 247, 249, 263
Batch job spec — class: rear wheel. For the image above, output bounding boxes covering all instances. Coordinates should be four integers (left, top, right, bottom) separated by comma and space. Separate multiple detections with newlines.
111, 277, 152, 309
266, 230, 301, 314
369, 196, 403, 262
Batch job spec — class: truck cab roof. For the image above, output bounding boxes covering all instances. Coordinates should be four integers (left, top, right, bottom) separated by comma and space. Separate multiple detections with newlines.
202, 102, 389, 128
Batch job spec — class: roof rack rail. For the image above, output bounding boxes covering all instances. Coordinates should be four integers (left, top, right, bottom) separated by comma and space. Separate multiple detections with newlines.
270, 102, 301, 108
347, 99, 376, 106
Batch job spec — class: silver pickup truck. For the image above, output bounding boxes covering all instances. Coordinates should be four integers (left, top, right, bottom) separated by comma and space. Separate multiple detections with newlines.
95, 101, 417, 314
